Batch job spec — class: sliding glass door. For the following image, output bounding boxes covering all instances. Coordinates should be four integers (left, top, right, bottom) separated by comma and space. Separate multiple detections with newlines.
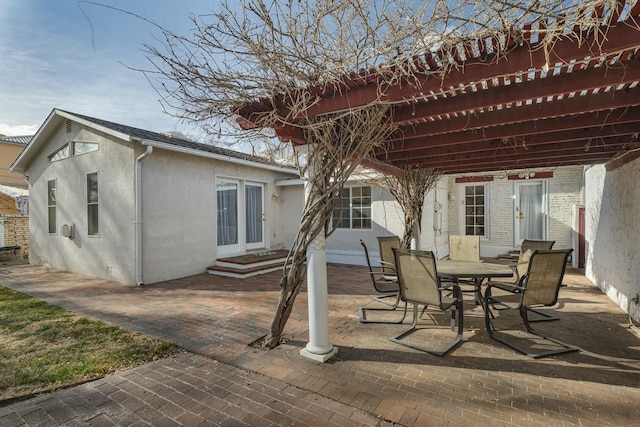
216, 179, 265, 255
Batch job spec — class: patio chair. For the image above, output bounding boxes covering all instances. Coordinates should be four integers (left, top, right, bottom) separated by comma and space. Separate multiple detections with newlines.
377, 235, 401, 281
494, 239, 558, 322
449, 235, 481, 262
390, 248, 464, 356
483, 249, 578, 358
446, 235, 482, 304
358, 240, 407, 324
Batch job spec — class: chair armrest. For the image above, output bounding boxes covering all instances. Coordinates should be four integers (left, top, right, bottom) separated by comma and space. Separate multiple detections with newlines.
486, 280, 525, 293
379, 260, 396, 270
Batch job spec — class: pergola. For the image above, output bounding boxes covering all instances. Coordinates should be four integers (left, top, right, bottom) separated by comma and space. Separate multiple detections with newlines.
238, 3, 640, 361
240, 3, 640, 175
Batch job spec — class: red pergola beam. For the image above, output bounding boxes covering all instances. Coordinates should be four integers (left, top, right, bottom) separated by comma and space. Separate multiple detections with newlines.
293, 17, 640, 119
427, 153, 623, 174
388, 137, 636, 168
388, 87, 640, 140
381, 122, 640, 159
391, 58, 640, 124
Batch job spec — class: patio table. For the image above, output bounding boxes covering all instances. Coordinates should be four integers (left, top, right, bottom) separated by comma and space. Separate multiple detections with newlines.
437, 259, 514, 306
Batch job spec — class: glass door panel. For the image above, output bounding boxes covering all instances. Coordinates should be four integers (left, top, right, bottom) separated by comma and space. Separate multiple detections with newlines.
245, 183, 264, 249
217, 180, 239, 254
514, 181, 545, 245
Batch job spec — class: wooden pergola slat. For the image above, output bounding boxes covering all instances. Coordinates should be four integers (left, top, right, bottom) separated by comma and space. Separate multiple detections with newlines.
239, 8, 640, 175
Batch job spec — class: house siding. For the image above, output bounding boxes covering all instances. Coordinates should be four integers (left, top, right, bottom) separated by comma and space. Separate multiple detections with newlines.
325, 183, 404, 265
547, 166, 584, 250
585, 161, 640, 323
140, 147, 297, 284
26, 121, 136, 284
447, 166, 584, 257
0, 143, 27, 186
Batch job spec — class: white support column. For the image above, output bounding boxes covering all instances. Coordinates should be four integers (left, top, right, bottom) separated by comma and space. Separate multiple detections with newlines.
297, 144, 338, 362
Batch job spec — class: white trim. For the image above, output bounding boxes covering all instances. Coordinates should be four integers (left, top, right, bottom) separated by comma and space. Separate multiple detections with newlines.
275, 178, 303, 186
57, 110, 133, 142
216, 177, 242, 256
513, 179, 549, 245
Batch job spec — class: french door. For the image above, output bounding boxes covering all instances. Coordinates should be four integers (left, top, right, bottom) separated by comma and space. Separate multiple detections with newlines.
216, 178, 265, 255
245, 183, 265, 250
514, 180, 546, 246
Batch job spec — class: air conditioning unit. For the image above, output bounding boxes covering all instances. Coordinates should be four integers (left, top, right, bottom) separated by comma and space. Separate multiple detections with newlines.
62, 224, 74, 239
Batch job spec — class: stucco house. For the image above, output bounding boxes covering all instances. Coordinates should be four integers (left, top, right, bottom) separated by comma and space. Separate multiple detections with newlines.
11, 108, 595, 288
10, 109, 302, 285
11, 109, 639, 327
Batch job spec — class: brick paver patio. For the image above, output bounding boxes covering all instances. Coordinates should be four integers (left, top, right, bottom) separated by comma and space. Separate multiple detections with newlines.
2, 262, 640, 426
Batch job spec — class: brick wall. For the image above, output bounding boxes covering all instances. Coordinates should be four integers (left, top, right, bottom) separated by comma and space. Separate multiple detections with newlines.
547, 166, 583, 249
1, 214, 29, 257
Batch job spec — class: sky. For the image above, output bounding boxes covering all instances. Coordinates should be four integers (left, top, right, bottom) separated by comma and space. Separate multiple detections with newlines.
0, 0, 216, 139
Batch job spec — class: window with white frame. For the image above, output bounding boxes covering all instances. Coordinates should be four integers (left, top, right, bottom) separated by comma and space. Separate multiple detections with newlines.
47, 180, 57, 234
87, 173, 99, 236
48, 141, 98, 162
332, 186, 372, 229
464, 184, 486, 237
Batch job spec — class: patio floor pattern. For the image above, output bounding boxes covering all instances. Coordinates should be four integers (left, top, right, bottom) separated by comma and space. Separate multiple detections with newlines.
1, 262, 640, 426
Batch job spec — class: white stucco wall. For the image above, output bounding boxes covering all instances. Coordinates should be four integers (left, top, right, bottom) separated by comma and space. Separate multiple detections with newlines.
325, 183, 404, 265
585, 161, 640, 323
447, 166, 584, 258
26, 121, 136, 284
321, 178, 448, 265
140, 147, 297, 284
277, 183, 304, 250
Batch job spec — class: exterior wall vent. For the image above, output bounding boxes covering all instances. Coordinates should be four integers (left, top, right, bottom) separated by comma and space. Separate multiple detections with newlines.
66, 120, 72, 133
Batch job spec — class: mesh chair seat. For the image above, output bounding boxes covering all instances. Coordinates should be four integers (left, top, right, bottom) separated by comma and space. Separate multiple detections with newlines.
483, 249, 578, 358
493, 239, 558, 322
358, 239, 407, 324
389, 248, 464, 356
377, 236, 401, 280
446, 235, 483, 304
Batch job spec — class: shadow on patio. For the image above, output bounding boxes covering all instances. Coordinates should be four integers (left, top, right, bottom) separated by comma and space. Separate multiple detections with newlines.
2, 262, 640, 426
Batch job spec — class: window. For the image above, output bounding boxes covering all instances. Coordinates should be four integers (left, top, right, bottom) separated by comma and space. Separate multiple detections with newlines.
47, 180, 56, 234
48, 141, 98, 162
87, 173, 99, 236
464, 185, 486, 236
332, 186, 372, 229
49, 144, 69, 162
73, 141, 98, 155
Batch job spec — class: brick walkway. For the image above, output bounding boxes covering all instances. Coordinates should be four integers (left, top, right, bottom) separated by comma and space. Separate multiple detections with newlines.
2, 263, 640, 426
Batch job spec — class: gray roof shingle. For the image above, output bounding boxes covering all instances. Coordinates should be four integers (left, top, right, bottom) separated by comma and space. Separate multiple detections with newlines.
62, 110, 293, 169
0, 135, 31, 145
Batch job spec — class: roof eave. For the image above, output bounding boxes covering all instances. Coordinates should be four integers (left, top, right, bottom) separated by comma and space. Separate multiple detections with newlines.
137, 138, 299, 175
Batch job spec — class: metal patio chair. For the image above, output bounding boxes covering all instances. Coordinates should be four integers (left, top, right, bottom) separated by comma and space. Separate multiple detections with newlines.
493, 239, 559, 322
390, 248, 464, 356
483, 249, 578, 358
377, 235, 401, 281
358, 239, 407, 324
446, 235, 483, 304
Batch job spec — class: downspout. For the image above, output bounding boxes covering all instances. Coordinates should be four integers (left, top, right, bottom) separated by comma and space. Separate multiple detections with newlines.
135, 145, 153, 286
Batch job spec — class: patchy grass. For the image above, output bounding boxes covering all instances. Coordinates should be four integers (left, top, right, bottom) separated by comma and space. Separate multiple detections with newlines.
0, 286, 178, 402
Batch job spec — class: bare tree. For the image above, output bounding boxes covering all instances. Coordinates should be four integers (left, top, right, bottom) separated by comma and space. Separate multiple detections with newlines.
140, 0, 609, 347
376, 167, 441, 249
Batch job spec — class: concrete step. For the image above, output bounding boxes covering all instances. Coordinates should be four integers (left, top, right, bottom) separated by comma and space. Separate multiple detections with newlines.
207, 249, 290, 278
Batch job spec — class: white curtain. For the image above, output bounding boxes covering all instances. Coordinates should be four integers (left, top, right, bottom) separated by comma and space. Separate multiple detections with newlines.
217, 183, 238, 246
245, 185, 262, 244
519, 184, 543, 240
